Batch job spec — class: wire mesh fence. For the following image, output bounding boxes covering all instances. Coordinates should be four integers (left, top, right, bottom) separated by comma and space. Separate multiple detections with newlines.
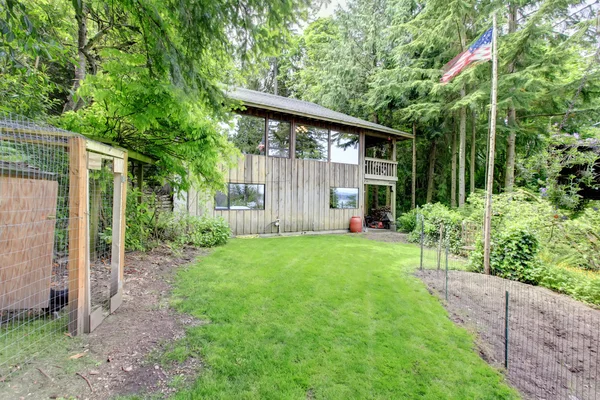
0, 115, 76, 378
89, 159, 115, 320
0, 114, 127, 380
415, 217, 600, 400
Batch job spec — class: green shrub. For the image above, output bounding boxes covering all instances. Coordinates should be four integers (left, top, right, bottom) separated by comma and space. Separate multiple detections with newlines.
547, 206, 600, 271
469, 227, 542, 284
537, 265, 600, 306
184, 216, 231, 247
409, 203, 465, 253
396, 209, 416, 233
124, 187, 231, 251
156, 214, 231, 248
125, 187, 158, 251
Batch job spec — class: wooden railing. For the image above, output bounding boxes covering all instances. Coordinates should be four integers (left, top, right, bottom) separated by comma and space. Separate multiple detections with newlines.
364, 157, 398, 181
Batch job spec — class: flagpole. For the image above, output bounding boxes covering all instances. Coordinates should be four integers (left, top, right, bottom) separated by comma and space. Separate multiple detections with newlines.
483, 12, 498, 275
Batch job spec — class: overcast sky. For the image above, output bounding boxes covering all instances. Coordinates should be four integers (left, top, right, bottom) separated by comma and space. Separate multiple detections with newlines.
315, 0, 347, 18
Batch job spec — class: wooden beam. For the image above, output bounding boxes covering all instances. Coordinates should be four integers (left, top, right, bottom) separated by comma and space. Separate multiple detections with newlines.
68, 137, 88, 336
85, 135, 155, 164
86, 140, 125, 159
110, 166, 124, 298
119, 152, 128, 284
125, 149, 155, 164
0, 134, 69, 148
87, 152, 102, 170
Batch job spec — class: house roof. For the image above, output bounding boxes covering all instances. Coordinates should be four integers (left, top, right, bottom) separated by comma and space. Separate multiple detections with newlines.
227, 87, 412, 139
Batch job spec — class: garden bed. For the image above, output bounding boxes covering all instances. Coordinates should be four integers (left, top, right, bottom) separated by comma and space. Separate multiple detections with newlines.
417, 269, 600, 400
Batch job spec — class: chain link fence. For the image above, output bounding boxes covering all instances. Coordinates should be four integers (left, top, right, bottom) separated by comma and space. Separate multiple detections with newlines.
415, 217, 600, 400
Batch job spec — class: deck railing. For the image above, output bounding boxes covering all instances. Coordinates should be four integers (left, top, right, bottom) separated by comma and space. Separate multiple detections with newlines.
364, 157, 398, 181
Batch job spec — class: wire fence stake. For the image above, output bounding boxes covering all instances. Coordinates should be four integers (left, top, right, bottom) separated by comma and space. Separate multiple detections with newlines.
445, 245, 449, 301
505, 290, 509, 370
419, 216, 424, 270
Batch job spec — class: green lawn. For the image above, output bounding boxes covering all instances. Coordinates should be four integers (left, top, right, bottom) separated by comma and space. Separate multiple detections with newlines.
171, 235, 519, 399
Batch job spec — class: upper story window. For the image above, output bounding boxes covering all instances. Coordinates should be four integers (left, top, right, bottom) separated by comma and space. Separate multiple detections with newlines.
268, 119, 291, 158
295, 124, 329, 161
227, 114, 266, 155
365, 135, 393, 160
330, 131, 359, 165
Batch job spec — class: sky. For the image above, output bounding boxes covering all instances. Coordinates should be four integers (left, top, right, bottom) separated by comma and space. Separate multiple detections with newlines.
315, 0, 347, 18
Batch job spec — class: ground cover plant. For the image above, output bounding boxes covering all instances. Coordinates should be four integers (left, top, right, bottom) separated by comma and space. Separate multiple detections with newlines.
170, 235, 518, 399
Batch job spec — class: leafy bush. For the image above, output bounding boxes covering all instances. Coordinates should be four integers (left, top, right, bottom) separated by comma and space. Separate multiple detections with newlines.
407, 203, 465, 253
156, 214, 231, 248
537, 265, 600, 306
469, 227, 541, 284
124, 187, 231, 251
396, 209, 417, 233
125, 187, 158, 251
547, 206, 600, 271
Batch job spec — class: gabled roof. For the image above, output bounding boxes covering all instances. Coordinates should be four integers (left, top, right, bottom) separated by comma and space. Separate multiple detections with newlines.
227, 87, 412, 139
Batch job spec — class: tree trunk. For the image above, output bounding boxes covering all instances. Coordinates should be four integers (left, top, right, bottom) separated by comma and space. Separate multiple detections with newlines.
504, 3, 518, 191
459, 87, 466, 207
470, 111, 477, 193
451, 129, 457, 208
412, 122, 417, 209
426, 140, 437, 203
63, 1, 88, 113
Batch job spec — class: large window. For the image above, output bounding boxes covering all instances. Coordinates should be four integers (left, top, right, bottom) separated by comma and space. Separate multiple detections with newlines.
365, 135, 393, 160
215, 183, 265, 210
330, 131, 359, 165
295, 124, 329, 161
227, 115, 266, 155
268, 119, 291, 157
330, 187, 359, 209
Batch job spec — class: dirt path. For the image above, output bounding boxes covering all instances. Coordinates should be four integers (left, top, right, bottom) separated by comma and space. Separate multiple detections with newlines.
359, 230, 409, 243
0, 246, 208, 400
417, 269, 600, 400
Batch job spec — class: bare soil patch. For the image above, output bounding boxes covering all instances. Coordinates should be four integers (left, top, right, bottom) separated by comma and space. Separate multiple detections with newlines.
0, 245, 208, 400
416, 269, 600, 400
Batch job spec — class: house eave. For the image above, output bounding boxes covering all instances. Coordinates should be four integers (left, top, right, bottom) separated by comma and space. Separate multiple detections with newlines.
236, 100, 413, 140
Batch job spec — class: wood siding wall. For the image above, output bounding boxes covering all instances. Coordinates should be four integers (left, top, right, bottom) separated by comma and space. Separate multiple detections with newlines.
188, 154, 363, 235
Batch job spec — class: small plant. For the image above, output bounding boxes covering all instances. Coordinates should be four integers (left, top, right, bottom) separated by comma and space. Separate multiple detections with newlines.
156, 214, 231, 248
396, 209, 417, 233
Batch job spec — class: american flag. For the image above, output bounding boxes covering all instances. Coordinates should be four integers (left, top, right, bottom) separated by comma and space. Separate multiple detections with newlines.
441, 28, 493, 84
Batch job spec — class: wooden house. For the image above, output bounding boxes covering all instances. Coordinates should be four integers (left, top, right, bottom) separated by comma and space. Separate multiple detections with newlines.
182, 88, 412, 235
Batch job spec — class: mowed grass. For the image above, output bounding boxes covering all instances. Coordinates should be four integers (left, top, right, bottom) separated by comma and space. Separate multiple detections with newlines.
171, 235, 519, 399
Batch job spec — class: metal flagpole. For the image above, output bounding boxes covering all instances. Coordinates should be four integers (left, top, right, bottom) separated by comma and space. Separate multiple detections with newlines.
483, 12, 498, 275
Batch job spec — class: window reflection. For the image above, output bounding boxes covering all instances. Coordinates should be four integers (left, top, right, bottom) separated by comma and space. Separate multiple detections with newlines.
330, 131, 359, 165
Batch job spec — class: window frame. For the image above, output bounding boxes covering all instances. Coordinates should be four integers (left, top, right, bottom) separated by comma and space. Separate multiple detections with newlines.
329, 130, 360, 165
266, 118, 291, 158
214, 183, 266, 211
294, 123, 330, 162
329, 187, 360, 210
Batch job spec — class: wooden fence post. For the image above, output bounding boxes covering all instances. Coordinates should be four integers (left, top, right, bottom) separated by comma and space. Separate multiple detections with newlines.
68, 137, 88, 336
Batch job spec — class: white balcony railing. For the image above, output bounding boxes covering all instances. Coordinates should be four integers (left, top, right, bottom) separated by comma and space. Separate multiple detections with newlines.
364, 157, 398, 181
